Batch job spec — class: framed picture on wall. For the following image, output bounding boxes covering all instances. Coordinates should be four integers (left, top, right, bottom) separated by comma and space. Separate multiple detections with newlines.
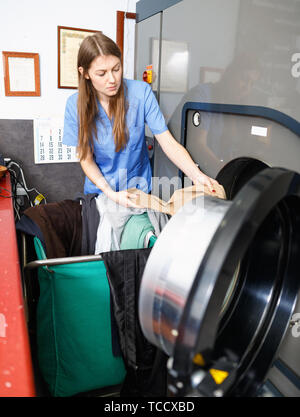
58, 26, 101, 89
2, 51, 40, 96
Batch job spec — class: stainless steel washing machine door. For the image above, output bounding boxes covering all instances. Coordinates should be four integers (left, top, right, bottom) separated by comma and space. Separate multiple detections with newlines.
139, 167, 300, 397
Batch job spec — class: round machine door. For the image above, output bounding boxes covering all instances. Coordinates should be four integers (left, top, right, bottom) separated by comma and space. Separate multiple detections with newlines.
138, 167, 300, 397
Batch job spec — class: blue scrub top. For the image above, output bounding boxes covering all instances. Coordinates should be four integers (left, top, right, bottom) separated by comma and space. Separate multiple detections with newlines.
62, 79, 168, 195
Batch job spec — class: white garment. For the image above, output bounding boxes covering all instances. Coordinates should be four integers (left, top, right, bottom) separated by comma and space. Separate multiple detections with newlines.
94, 194, 169, 254
94, 194, 145, 254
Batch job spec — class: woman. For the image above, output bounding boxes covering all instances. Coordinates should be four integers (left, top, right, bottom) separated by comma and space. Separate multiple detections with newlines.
63, 33, 220, 208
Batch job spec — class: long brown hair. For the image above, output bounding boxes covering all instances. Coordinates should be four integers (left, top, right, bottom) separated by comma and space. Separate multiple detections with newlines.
77, 32, 128, 160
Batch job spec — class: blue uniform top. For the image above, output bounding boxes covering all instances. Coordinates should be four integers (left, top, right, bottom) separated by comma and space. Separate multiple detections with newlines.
62, 79, 168, 195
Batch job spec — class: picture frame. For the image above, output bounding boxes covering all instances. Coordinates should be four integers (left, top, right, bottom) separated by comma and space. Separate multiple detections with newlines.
2, 51, 40, 96
58, 26, 101, 89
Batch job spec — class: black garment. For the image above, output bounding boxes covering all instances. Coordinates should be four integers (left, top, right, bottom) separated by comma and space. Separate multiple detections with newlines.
101, 248, 168, 397
109, 292, 123, 358
75, 193, 99, 255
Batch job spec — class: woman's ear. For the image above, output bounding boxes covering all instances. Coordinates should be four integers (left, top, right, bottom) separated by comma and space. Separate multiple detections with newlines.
78, 66, 89, 79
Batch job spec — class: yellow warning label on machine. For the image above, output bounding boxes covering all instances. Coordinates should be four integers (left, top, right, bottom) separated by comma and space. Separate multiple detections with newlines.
209, 369, 229, 385
193, 353, 205, 366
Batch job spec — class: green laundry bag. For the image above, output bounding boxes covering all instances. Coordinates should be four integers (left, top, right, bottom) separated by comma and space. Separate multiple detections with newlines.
34, 237, 126, 397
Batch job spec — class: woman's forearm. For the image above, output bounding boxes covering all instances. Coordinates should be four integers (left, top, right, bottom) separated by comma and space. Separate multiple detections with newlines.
155, 130, 203, 183
155, 129, 221, 192
80, 154, 141, 208
80, 156, 113, 196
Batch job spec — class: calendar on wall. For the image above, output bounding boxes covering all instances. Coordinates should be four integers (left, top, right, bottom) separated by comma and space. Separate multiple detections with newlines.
34, 118, 78, 164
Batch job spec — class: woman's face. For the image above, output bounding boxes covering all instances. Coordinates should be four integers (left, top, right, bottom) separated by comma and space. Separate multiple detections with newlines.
83, 54, 122, 101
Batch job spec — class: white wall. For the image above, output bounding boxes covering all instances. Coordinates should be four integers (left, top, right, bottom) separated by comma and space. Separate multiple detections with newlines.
0, 0, 137, 120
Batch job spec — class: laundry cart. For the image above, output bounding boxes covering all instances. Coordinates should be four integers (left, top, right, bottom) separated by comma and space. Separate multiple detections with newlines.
21, 213, 157, 397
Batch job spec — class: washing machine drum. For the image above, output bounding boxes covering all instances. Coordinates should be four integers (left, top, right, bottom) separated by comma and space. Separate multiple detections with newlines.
139, 167, 300, 397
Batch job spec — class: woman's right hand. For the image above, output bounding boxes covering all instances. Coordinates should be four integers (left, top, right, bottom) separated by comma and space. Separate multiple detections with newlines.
105, 189, 142, 209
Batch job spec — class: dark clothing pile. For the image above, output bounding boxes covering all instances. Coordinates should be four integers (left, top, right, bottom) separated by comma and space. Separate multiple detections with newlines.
102, 248, 168, 397
17, 200, 82, 258
16, 195, 168, 397
16, 193, 99, 258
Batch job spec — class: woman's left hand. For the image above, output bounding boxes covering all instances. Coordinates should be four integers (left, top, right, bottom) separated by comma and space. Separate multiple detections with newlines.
193, 172, 221, 194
